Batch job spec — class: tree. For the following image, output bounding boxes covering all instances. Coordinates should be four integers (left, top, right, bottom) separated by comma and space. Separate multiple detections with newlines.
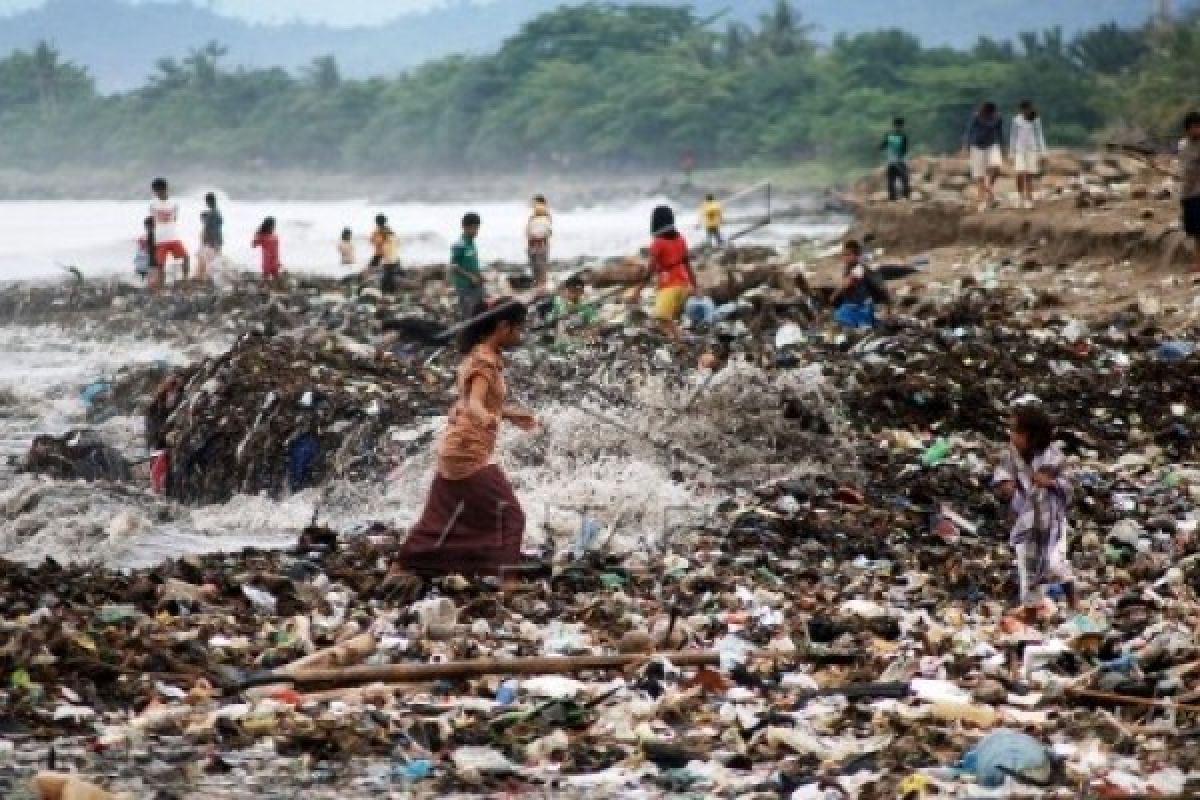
1068, 23, 1150, 74
304, 56, 341, 92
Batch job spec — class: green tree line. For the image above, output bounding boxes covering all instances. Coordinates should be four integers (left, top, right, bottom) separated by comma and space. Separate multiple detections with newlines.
0, 1, 1196, 175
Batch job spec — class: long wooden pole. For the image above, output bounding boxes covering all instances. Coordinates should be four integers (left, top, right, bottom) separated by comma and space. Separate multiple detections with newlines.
281, 650, 721, 689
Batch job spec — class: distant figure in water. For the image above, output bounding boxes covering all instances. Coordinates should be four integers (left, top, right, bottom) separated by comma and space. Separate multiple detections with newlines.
135, 216, 156, 283
252, 217, 282, 287
338, 227, 355, 266
196, 192, 223, 283
526, 195, 552, 290
701, 193, 724, 248
149, 177, 188, 289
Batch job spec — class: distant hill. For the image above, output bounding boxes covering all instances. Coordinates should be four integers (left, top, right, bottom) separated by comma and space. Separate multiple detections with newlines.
0, 0, 1159, 91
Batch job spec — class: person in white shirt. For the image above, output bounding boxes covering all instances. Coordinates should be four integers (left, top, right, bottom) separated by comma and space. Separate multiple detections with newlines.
149, 177, 189, 289
1010, 101, 1048, 210
526, 195, 553, 290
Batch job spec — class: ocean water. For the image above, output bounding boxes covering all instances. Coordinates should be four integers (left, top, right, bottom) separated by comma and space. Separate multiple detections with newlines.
0, 194, 844, 282
0, 196, 844, 568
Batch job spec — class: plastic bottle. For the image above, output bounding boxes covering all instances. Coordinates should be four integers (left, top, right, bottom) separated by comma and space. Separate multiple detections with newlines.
920, 437, 951, 467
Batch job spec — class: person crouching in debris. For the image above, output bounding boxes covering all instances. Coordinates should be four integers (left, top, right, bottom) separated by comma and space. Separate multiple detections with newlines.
397, 298, 538, 578
631, 205, 698, 338
831, 239, 885, 328
548, 274, 599, 328
993, 406, 1077, 619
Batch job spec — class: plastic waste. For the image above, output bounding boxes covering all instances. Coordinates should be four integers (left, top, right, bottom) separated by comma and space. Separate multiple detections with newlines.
684, 296, 716, 326
959, 730, 1051, 788
241, 586, 277, 614
393, 759, 433, 783
920, 437, 951, 467
775, 323, 806, 350
1154, 341, 1195, 362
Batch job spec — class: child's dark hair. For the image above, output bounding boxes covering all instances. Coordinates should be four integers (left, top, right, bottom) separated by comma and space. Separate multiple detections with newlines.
462, 212, 481, 228
706, 193, 715, 201
563, 274, 585, 291
981, 101, 997, 116
893, 117, 905, 127
258, 217, 276, 236
1184, 111, 1200, 131
341, 227, 352, 240
534, 194, 546, 204
843, 239, 863, 256
651, 205, 677, 238
1013, 405, 1055, 455
143, 216, 155, 230
459, 297, 527, 353
204, 191, 217, 207
151, 177, 168, 192
375, 213, 387, 227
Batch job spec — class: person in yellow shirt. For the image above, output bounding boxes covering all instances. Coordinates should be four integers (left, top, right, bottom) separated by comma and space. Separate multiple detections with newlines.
701, 193, 723, 249
369, 213, 400, 293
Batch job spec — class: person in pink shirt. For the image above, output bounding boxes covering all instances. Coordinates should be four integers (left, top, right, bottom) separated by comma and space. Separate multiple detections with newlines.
252, 217, 282, 287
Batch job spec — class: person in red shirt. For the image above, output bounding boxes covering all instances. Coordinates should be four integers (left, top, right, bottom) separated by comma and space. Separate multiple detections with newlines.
252, 217, 282, 286
631, 205, 697, 338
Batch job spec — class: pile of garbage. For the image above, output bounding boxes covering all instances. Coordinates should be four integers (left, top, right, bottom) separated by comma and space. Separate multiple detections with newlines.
2, 282, 1200, 796
156, 333, 447, 504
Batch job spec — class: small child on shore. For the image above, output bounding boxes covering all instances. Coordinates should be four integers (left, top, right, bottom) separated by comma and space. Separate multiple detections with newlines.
252, 217, 282, 287
338, 228, 355, 266
135, 216, 156, 283
993, 406, 1076, 618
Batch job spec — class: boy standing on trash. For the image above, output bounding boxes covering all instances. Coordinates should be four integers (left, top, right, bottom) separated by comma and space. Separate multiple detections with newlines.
1180, 111, 1200, 275
993, 406, 1076, 620
149, 177, 188, 288
451, 212, 485, 320
701, 193, 724, 248
881, 117, 910, 201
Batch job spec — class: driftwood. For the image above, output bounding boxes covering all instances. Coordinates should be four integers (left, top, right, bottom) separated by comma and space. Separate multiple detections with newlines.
222, 649, 722, 691
278, 633, 377, 675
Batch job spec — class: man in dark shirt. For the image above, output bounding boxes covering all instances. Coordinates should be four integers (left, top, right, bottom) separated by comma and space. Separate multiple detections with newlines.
198, 192, 223, 283
964, 102, 1005, 211
832, 239, 882, 329
881, 117, 911, 201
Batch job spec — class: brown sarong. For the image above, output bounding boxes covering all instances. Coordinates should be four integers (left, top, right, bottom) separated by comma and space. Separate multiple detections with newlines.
397, 464, 524, 575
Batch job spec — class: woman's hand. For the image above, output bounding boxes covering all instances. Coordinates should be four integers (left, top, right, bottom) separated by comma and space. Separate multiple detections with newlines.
504, 407, 539, 432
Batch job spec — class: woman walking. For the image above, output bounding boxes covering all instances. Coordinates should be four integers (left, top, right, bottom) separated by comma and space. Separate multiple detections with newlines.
397, 298, 538, 577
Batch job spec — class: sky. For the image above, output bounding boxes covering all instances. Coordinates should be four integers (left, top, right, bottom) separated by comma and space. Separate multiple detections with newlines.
0, 0, 464, 26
